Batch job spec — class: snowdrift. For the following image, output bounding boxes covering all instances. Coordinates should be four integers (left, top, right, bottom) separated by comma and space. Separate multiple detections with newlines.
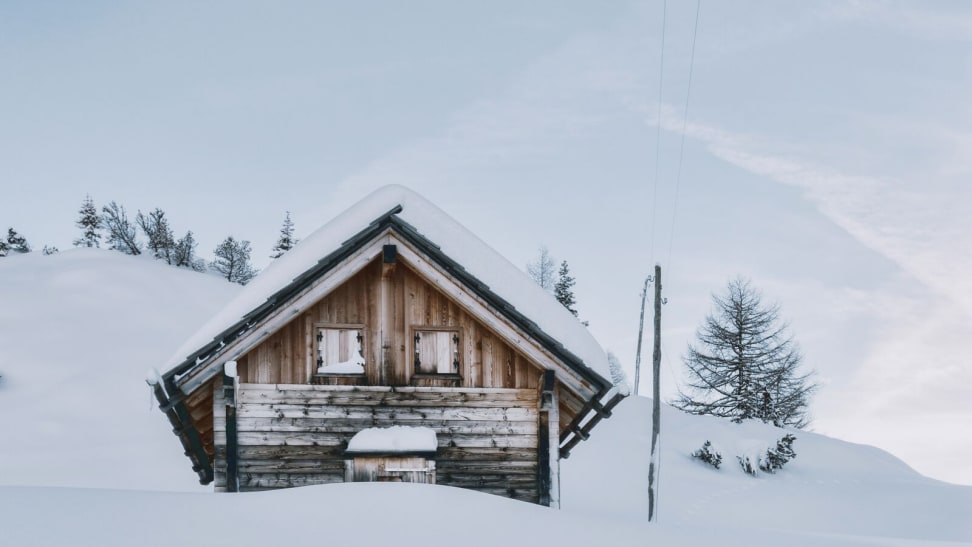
563, 396, 972, 542
1, 247, 970, 545
0, 249, 239, 491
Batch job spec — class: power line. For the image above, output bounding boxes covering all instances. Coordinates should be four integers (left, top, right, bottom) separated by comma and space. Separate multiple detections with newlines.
647, 0, 668, 268
665, 0, 703, 272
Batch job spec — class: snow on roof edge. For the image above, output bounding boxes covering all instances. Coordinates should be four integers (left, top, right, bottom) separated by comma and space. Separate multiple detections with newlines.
162, 185, 612, 384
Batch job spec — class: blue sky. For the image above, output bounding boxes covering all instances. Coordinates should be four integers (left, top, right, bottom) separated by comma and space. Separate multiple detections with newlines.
2, 1, 970, 484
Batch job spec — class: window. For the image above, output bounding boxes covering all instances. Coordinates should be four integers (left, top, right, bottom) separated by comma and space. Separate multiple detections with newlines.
413, 329, 460, 375
315, 325, 365, 375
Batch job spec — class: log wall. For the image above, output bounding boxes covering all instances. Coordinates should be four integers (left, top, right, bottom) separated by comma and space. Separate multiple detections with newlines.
214, 384, 540, 502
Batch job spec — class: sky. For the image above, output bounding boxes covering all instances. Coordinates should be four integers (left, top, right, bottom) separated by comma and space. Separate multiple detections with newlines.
1, 1, 970, 485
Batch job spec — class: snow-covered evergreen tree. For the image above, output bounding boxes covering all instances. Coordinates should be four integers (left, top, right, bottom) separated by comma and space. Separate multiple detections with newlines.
212, 236, 257, 284
672, 277, 816, 428
554, 260, 578, 316
137, 208, 175, 263
101, 201, 141, 255
691, 441, 722, 469
526, 245, 555, 292
6, 228, 31, 253
760, 434, 797, 473
73, 195, 102, 248
270, 211, 297, 259
42, 245, 59, 255
173, 231, 205, 272
0, 235, 8, 257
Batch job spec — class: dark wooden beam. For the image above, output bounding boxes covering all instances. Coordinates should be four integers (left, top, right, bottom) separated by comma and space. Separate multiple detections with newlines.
223, 370, 239, 492
559, 389, 627, 459
537, 370, 558, 508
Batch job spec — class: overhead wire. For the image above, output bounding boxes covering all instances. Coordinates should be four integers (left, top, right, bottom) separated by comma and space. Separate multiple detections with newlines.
647, 0, 668, 270
665, 0, 703, 273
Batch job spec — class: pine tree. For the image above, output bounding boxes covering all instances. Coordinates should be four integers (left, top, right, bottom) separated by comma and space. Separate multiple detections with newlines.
553, 260, 578, 316
74, 195, 102, 248
137, 208, 175, 263
526, 245, 556, 291
0, 236, 8, 257
101, 201, 141, 255
270, 211, 297, 259
6, 228, 31, 253
672, 277, 816, 428
173, 231, 205, 272
212, 236, 257, 284
42, 245, 59, 255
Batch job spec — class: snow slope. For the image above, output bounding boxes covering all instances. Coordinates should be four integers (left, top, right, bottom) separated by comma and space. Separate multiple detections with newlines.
0, 249, 239, 491
562, 397, 972, 543
1, 247, 970, 545
1, 482, 963, 547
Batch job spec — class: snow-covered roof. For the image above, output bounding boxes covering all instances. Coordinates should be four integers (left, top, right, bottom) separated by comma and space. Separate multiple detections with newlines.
162, 185, 611, 385
346, 426, 438, 454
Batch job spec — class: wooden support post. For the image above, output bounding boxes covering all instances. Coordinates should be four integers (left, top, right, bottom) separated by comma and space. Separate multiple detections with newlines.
379, 248, 396, 386
223, 365, 240, 493
537, 370, 560, 508
648, 264, 662, 521
634, 277, 650, 396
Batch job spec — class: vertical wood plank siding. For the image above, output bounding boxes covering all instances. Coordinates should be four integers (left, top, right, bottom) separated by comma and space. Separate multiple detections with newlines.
236, 259, 545, 393
213, 385, 541, 502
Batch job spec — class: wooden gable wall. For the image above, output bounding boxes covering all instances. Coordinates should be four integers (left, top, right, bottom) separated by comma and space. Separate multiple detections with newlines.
236, 257, 542, 390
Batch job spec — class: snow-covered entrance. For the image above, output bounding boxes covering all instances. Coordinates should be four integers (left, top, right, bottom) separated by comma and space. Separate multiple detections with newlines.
345, 426, 438, 484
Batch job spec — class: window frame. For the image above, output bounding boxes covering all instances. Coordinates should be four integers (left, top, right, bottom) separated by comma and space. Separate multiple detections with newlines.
410, 326, 461, 376
312, 322, 367, 376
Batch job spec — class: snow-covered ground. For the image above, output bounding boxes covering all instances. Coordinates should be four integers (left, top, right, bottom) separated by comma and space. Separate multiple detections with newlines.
1, 249, 969, 546
0, 249, 239, 491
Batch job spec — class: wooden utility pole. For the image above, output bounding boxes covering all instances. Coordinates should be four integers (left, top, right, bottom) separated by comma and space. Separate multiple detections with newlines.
647, 264, 662, 522
633, 276, 651, 395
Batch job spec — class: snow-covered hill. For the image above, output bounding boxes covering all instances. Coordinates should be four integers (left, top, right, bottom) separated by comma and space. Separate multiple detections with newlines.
563, 398, 972, 542
0, 249, 239, 491
0, 249, 969, 545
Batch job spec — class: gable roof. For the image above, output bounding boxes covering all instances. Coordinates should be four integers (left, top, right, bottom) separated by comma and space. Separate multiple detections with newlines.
161, 185, 613, 393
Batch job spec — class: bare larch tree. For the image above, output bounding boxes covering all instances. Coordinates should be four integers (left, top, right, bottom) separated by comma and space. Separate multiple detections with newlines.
673, 277, 816, 428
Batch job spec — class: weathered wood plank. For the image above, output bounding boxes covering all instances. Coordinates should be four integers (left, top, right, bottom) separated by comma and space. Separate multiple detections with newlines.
230, 445, 346, 460
232, 418, 538, 435
228, 431, 537, 449
238, 460, 347, 474
237, 406, 538, 422
438, 475, 538, 486
238, 473, 346, 489
435, 460, 537, 471
239, 384, 534, 396
238, 392, 534, 406
435, 447, 537, 461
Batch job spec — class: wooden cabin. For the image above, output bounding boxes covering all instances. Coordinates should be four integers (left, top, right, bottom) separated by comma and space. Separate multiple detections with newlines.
151, 186, 625, 507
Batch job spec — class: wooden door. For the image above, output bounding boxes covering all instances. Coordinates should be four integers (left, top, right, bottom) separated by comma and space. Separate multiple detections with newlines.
345, 456, 436, 484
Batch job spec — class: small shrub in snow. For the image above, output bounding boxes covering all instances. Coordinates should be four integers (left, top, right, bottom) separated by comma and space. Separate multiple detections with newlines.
212, 236, 257, 285
6, 228, 31, 253
691, 440, 722, 469
102, 201, 142, 255
737, 455, 758, 476
760, 434, 797, 473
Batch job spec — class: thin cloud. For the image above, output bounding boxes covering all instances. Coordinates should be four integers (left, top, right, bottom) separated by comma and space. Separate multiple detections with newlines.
827, 0, 972, 42
655, 108, 972, 317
